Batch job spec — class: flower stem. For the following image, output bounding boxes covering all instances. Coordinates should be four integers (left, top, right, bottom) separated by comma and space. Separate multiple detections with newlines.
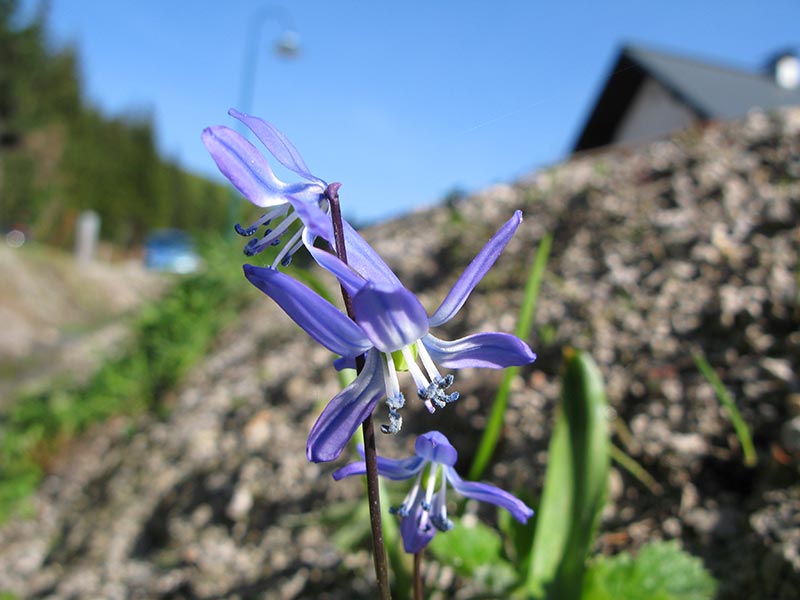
413, 551, 424, 600
327, 184, 392, 600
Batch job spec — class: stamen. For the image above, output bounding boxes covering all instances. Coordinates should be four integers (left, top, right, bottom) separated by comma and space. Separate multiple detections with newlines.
400, 345, 460, 412
241, 211, 301, 256
416, 340, 443, 382
416, 507, 432, 533
284, 235, 307, 262
390, 473, 422, 517
417, 380, 460, 412
414, 464, 439, 534
234, 205, 289, 238
380, 354, 405, 434
243, 237, 263, 256
401, 347, 435, 411
263, 211, 299, 244
272, 226, 305, 268
234, 222, 261, 237
437, 375, 459, 404
430, 479, 453, 532
381, 391, 405, 434
423, 464, 439, 510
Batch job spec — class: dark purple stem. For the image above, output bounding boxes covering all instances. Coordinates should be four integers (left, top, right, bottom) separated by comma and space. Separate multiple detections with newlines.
326, 183, 392, 600
413, 551, 423, 600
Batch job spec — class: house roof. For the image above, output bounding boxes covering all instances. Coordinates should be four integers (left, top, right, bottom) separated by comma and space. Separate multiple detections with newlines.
573, 44, 800, 152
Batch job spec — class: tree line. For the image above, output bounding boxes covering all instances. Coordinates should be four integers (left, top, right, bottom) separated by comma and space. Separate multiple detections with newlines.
0, 0, 232, 249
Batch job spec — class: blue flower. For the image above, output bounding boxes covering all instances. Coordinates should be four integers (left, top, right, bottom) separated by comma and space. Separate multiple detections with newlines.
243, 211, 536, 462
202, 109, 333, 267
333, 431, 534, 553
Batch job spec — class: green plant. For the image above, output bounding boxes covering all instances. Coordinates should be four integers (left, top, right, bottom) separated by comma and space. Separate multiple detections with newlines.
470, 232, 552, 480
526, 349, 610, 600
0, 239, 254, 521
692, 350, 757, 467
582, 540, 717, 600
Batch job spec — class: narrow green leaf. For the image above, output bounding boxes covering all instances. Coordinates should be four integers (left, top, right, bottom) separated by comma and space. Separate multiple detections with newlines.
609, 443, 663, 495
526, 349, 610, 600
469, 232, 552, 481
692, 350, 757, 467
525, 414, 573, 597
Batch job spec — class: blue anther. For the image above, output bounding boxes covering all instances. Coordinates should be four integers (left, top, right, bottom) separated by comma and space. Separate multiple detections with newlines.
419, 383, 449, 409
243, 238, 262, 256
431, 515, 454, 532
381, 397, 403, 434
234, 223, 259, 237
386, 394, 405, 410
390, 504, 411, 517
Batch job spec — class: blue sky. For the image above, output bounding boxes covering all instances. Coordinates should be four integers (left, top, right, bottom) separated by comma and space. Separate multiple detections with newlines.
21, 0, 800, 223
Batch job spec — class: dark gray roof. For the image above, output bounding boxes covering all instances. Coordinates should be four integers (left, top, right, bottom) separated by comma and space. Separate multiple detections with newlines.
626, 45, 800, 120
573, 44, 800, 152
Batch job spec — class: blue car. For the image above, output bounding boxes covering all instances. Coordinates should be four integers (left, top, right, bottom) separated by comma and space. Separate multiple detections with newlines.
144, 229, 201, 274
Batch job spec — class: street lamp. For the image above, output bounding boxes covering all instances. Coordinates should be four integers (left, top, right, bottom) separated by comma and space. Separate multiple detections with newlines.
237, 5, 300, 121
227, 6, 300, 236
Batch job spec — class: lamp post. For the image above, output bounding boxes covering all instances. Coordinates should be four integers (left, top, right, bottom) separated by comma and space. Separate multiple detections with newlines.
237, 5, 300, 127
226, 6, 300, 236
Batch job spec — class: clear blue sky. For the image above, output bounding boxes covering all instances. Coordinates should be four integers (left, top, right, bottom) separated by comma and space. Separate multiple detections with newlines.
20, 0, 800, 223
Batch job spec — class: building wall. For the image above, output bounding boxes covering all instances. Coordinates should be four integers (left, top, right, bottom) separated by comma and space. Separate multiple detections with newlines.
612, 77, 698, 145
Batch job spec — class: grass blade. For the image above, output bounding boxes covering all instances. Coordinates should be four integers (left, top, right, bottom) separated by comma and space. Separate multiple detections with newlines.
692, 350, 757, 467
469, 232, 552, 481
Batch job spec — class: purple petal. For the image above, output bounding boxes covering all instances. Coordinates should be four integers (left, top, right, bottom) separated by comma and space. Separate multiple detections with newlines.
340, 220, 402, 289
414, 431, 458, 466
332, 446, 426, 481
291, 201, 395, 295
243, 265, 370, 357
202, 126, 291, 207
333, 355, 357, 371
300, 211, 402, 290
307, 245, 367, 297
306, 349, 384, 462
445, 467, 534, 523
376, 455, 426, 480
428, 211, 522, 327
401, 501, 437, 553
352, 283, 429, 353
331, 460, 367, 480
228, 109, 324, 184
422, 332, 536, 369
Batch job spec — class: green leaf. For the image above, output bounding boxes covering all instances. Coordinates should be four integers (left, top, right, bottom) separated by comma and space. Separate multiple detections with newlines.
582, 541, 718, 600
428, 517, 506, 577
379, 478, 413, 598
692, 350, 756, 467
470, 232, 552, 480
526, 350, 610, 600
497, 487, 538, 574
429, 518, 519, 594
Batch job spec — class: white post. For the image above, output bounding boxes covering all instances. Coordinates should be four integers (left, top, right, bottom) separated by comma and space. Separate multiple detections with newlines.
75, 210, 101, 267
